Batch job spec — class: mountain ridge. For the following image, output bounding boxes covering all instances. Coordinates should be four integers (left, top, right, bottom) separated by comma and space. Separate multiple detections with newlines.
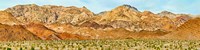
0, 4, 198, 41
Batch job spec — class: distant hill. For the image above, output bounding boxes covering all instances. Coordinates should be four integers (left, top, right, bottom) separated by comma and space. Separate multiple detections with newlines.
161, 18, 200, 40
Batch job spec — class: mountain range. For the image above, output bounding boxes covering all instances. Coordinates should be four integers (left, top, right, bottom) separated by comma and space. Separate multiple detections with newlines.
0, 4, 199, 41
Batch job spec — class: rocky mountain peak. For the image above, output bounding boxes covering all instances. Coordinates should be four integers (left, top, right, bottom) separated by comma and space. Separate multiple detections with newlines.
82, 6, 87, 9
141, 11, 154, 16
112, 4, 140, 13
160, 11, 174, 14
158, 11, 176, 18
97, 5, 141, 23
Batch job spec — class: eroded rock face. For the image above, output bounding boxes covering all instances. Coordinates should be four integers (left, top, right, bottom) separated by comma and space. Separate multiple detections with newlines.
24, 23, 61, 40
0, 23, 39, 41
5, 4, 94, 25
161, 18, 200, 40
94, 5, 190, 32
158, 11, 176, 18
0, 11, 21, 25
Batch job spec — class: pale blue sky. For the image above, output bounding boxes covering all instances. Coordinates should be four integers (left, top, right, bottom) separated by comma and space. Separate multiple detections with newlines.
0, 0, 200, 14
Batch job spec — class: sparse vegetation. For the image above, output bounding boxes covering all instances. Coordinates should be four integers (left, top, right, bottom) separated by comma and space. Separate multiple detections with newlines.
0, 39, 200, 50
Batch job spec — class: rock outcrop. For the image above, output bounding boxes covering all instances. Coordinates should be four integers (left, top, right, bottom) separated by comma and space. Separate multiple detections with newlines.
0, 23, 39, 41
0, 11, 21, 25
162, 17, 200, 40
5, 4, 94, 25
94, 5, 189, 32
24, 23, 61, 40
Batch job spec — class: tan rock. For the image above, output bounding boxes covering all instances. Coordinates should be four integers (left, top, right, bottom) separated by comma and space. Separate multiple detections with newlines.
0, 11, 21, 25
5, 4, 94, 25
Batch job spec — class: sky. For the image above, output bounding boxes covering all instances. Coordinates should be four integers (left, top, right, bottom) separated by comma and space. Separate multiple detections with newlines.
0, 0, 200, 15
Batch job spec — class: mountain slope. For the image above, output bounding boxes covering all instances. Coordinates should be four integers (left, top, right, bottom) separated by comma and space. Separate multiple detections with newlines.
0, 11, 21, 25
162, 18, 200, 40
0, 23, 39, 41
24, 23, 61, 40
